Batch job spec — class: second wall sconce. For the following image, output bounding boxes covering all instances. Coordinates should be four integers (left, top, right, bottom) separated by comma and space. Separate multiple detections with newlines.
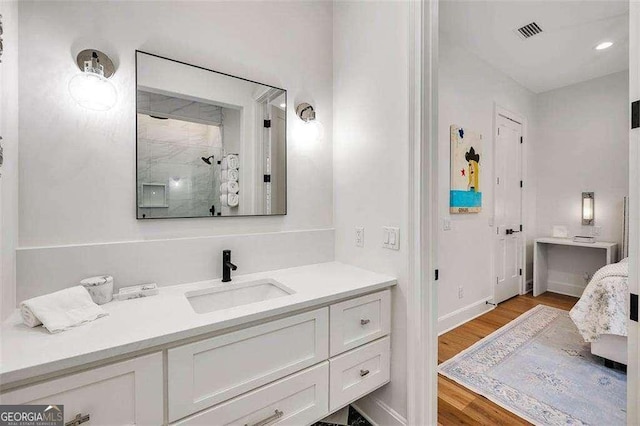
295, 102, 323, 144
69, 49, 117, 111
296, 103, 316, 122
582, 192, 594, 225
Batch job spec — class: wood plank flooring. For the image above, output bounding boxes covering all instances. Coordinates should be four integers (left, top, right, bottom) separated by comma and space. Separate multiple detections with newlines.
438, 292, 579, 426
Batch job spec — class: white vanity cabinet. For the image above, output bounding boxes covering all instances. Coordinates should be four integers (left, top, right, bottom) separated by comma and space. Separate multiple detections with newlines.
0, 353, 163, 426
0, 288, 392, 426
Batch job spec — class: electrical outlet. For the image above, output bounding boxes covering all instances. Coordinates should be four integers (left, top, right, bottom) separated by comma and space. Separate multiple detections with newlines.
593, 226, 602, 236
443, 218, 452, 231
458, 286, 464, 299
382, 227, 400, 250
355, 227, 364, 247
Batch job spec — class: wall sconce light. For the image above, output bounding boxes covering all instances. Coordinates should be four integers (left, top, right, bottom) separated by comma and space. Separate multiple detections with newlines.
295, 102, 323, 144
296, 103, 316, 122
69, 49, 117, 111
582, 192, 595, 225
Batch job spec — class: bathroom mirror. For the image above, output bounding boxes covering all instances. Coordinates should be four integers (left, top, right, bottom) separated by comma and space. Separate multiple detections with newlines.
136, 51, 287, 219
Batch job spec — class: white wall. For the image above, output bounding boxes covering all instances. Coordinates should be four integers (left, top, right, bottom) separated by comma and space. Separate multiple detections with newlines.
14, 1, 334, 302
437, 35, 538, 331
333, 1, 409, 422
18, 0, 333, 248
535, 71, 629, 246
1, 0, 19, 320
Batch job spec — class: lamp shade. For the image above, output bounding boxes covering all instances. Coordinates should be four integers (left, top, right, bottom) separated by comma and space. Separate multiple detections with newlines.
582, 192, 594, 225
298, 120, 324, 144
69, 72, 117, 111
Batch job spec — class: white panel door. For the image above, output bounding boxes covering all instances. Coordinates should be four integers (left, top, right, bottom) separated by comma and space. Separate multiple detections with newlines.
494, 114, 523, 303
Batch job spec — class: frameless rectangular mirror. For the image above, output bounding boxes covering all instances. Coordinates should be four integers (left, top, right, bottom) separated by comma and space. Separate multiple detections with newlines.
136, 51, 287, 219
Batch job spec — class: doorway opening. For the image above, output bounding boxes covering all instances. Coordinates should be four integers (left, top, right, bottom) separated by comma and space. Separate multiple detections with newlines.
434, 1, 631, 424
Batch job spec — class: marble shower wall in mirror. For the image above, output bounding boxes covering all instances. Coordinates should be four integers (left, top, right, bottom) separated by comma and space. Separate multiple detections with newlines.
136, 51, 287, 219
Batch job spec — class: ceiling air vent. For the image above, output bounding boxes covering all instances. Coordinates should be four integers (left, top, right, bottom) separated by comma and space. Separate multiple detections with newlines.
515, 22, 543, 39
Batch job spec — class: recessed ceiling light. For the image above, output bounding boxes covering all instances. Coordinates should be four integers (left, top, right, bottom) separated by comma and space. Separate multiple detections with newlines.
280, 103, 286, 108
595, 41, 614, 50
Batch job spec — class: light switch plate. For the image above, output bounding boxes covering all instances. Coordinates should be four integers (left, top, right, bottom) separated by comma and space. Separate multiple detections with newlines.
383, 227, 400, 250
443, 218, 452, 231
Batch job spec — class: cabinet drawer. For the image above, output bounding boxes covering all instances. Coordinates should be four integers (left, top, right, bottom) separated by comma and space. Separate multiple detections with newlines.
329, 336, 390, 412
174, 362, 329, 426
330, 290, 390, 356
168, 308, 329, 421
0, 353, 163, 425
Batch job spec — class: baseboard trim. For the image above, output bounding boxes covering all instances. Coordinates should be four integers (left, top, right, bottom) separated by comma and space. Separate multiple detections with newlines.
352, 396, 407, 426
547, 280, 585, 298
438, 297, 494, 336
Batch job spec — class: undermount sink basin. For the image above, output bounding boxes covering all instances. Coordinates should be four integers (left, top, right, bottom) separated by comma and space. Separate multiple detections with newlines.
185, 279, 295, 314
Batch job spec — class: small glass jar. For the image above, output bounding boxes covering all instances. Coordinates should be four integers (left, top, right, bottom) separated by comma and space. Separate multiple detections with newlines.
80, 275, 114, 305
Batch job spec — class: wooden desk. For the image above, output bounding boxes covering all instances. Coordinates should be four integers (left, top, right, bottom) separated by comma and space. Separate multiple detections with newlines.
533, 237, 617, 297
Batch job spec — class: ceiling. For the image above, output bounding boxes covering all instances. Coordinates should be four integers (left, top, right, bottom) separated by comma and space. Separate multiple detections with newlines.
439, 0, 629, 93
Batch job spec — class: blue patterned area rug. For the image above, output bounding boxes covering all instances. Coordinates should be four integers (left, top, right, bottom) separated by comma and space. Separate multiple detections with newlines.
439, 305, 626, 425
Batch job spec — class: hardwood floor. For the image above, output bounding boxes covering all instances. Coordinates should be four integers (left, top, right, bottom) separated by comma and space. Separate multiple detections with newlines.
437, 292, 579, 426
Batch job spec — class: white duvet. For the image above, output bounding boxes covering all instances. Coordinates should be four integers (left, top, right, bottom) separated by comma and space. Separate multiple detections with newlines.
569, 258, 628, 343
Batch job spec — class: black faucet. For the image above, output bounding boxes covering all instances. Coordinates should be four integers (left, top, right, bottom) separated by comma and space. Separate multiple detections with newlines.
222, 250, 238, 282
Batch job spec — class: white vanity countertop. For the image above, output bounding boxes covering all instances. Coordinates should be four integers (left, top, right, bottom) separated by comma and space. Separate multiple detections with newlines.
0, 262, 396, 385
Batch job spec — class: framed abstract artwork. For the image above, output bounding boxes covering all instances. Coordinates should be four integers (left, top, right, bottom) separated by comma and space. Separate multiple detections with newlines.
450, 125, 482, 213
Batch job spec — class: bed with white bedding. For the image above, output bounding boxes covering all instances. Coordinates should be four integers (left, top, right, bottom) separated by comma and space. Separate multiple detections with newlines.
569, 258, 628, 365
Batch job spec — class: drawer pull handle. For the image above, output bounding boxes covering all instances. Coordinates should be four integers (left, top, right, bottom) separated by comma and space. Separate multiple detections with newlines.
245, 409, 284, 426
66, 413, 90, 426
360, 319, 370, 325
360, 369, 370, 377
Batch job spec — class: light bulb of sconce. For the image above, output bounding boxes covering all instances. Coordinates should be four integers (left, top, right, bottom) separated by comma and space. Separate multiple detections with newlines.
69, 72, 117, 111
297, 120, 324, 144
583, 198, 593, 220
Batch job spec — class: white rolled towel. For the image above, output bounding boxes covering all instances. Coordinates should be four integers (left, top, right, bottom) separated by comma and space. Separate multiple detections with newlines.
20, 286, 109, 333
220, 194, 229, 207
21, 304, 41, 328
220, 181, 239, 194
227, 154, 239, 169
228, 193, 239, 207
227, 168, 239, 182
220, 170, 228, 182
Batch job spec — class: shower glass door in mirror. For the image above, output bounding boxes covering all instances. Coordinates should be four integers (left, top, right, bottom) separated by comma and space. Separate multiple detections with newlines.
136, 51, 287, 219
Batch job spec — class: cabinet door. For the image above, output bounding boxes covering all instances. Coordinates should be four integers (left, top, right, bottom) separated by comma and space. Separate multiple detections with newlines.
0, 353, 163, 425
168, 308, 329, 422
329, 337, 390, 411
330, 290, 390, 356
174, 362, 329, 426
